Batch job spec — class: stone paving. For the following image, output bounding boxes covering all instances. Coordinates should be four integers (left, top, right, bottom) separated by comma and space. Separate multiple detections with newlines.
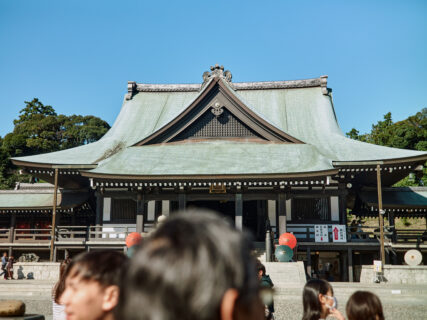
1, 280, 427, 319
272, 282, 427, 320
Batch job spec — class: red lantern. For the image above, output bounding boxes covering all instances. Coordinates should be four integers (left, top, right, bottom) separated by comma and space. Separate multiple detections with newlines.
279, 232, 297, 249
125, 232, 142, 248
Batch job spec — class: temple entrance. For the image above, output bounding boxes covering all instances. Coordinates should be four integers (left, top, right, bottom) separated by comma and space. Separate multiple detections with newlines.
187, 200, 235, 224
186, 200, 266, 241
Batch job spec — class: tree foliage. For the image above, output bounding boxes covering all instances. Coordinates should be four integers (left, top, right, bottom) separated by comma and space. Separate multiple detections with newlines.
346, 108, 427, 186
0, 98, 110, 188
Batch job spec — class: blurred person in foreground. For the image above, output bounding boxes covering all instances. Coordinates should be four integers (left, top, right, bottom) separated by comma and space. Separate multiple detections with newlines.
52, 258, 71, 320
346, 291, 384, 320
257, 262, 275, 319
302, 279, 344, 320
61, 250, 128, 320
117, 210, 265, 320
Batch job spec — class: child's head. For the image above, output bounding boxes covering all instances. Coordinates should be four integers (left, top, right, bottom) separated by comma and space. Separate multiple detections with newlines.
302, 279, 335, 320
61, 251, 128, 320
346, 291, 384, 320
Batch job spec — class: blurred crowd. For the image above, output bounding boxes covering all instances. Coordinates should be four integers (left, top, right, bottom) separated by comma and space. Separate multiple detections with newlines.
52, 210, 385, 320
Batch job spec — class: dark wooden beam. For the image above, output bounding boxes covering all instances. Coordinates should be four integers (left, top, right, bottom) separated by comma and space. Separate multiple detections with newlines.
178, 193, 186, 211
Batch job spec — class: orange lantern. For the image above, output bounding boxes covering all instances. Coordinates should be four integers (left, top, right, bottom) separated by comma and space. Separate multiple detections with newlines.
125, 232, 142, 248
278, 232, 297, 249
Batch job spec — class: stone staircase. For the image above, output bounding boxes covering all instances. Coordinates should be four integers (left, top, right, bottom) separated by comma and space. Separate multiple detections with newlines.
0, 280, 54, 316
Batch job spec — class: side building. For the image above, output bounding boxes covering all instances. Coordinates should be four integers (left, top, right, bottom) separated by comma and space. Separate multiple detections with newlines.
5, 65, 427, 280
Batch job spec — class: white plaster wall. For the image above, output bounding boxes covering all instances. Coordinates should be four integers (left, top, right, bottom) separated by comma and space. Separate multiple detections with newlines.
162, 200, 170, 216
268, 200, 276, 227
286, 199, 292, 221
103, 197, 111, 221
147, 201, 155, 221
331, 196, 339, 221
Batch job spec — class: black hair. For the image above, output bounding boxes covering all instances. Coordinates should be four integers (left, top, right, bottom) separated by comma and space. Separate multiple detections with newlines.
52, 259, 71, 303
346, 291, 384, 320
117, 210, 262, 320
64, 250, 127, 288
302, 279, 333, 320
257, 262, 266, 276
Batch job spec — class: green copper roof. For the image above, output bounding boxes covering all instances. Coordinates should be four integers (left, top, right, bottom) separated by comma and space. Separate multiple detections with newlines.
13, 76, 427, 173
87, 141, 334, 176
0, 190, 88, 209
359, 187, 427, 209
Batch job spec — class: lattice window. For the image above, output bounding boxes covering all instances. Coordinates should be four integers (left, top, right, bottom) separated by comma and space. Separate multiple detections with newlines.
172, 108, 263, 141
111, 199, 136, 222
292, 198, 331, 222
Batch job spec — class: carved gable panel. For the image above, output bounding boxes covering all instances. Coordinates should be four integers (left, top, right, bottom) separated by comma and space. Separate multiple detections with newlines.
171, 108, 264, 141
134, 77, 302, 146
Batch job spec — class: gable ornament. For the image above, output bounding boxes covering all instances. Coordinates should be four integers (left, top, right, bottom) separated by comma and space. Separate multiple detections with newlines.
211, 102, 224, 117
202, 64, 232, 88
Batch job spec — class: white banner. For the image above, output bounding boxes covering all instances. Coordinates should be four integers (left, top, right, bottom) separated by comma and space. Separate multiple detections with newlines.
315, 225, 329, 242
332, 225, 347, 242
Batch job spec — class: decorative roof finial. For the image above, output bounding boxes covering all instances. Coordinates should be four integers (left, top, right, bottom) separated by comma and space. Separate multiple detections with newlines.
202, 64, 232, 88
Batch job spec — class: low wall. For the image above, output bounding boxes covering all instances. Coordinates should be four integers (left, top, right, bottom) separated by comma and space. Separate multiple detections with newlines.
14, 262, 60, 281
360, 265, 427, 284
264, 261, 307, 285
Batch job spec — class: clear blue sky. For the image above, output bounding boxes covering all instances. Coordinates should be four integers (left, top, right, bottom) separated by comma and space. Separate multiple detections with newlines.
1, 0, 426, 138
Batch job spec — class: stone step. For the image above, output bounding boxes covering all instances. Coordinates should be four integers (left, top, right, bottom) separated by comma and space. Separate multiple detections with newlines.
0, 280, 54, 296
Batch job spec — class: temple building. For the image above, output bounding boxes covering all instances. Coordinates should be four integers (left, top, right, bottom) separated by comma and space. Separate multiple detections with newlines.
4, 64, 427, 280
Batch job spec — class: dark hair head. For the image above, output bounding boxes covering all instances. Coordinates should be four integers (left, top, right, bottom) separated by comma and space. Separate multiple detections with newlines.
346, 291, 384, 320
53, 259, 71, 303
117, 210, 261, 320
64, 250, 127, 288
302, 279, 333, 320
257, 262, 266, 276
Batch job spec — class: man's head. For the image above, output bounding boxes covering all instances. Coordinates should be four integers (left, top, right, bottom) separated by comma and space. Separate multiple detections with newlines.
257, 262, 266, 279
61, 250, 128, 320
2, 252, 6, 257
117, 210, 264, 320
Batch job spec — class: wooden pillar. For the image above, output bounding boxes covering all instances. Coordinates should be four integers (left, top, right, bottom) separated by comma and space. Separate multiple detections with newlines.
95, 190, 103, 239
342, 251, 348, 282
278, 193, 286, 235
178, 193, 186, 211
9, 213, 16, 257
50, 168, 59, 262
338, 183, 348, 225
306, 248, 312, 278
389, 212, 397, 243
376, 164, 386, 267
235, 193, 243, 230
348, 247, 353, 282
9, 213, 16, 243
136, 193, 145, 233
154, 201, 162, 221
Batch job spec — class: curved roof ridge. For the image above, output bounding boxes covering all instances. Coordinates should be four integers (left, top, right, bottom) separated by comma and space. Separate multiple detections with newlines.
132, 76, 328, 93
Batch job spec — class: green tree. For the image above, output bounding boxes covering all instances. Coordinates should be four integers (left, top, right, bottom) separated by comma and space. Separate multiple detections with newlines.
346, 108, 427, 186
3, 99, 60, 156
0, 98, 110, 188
